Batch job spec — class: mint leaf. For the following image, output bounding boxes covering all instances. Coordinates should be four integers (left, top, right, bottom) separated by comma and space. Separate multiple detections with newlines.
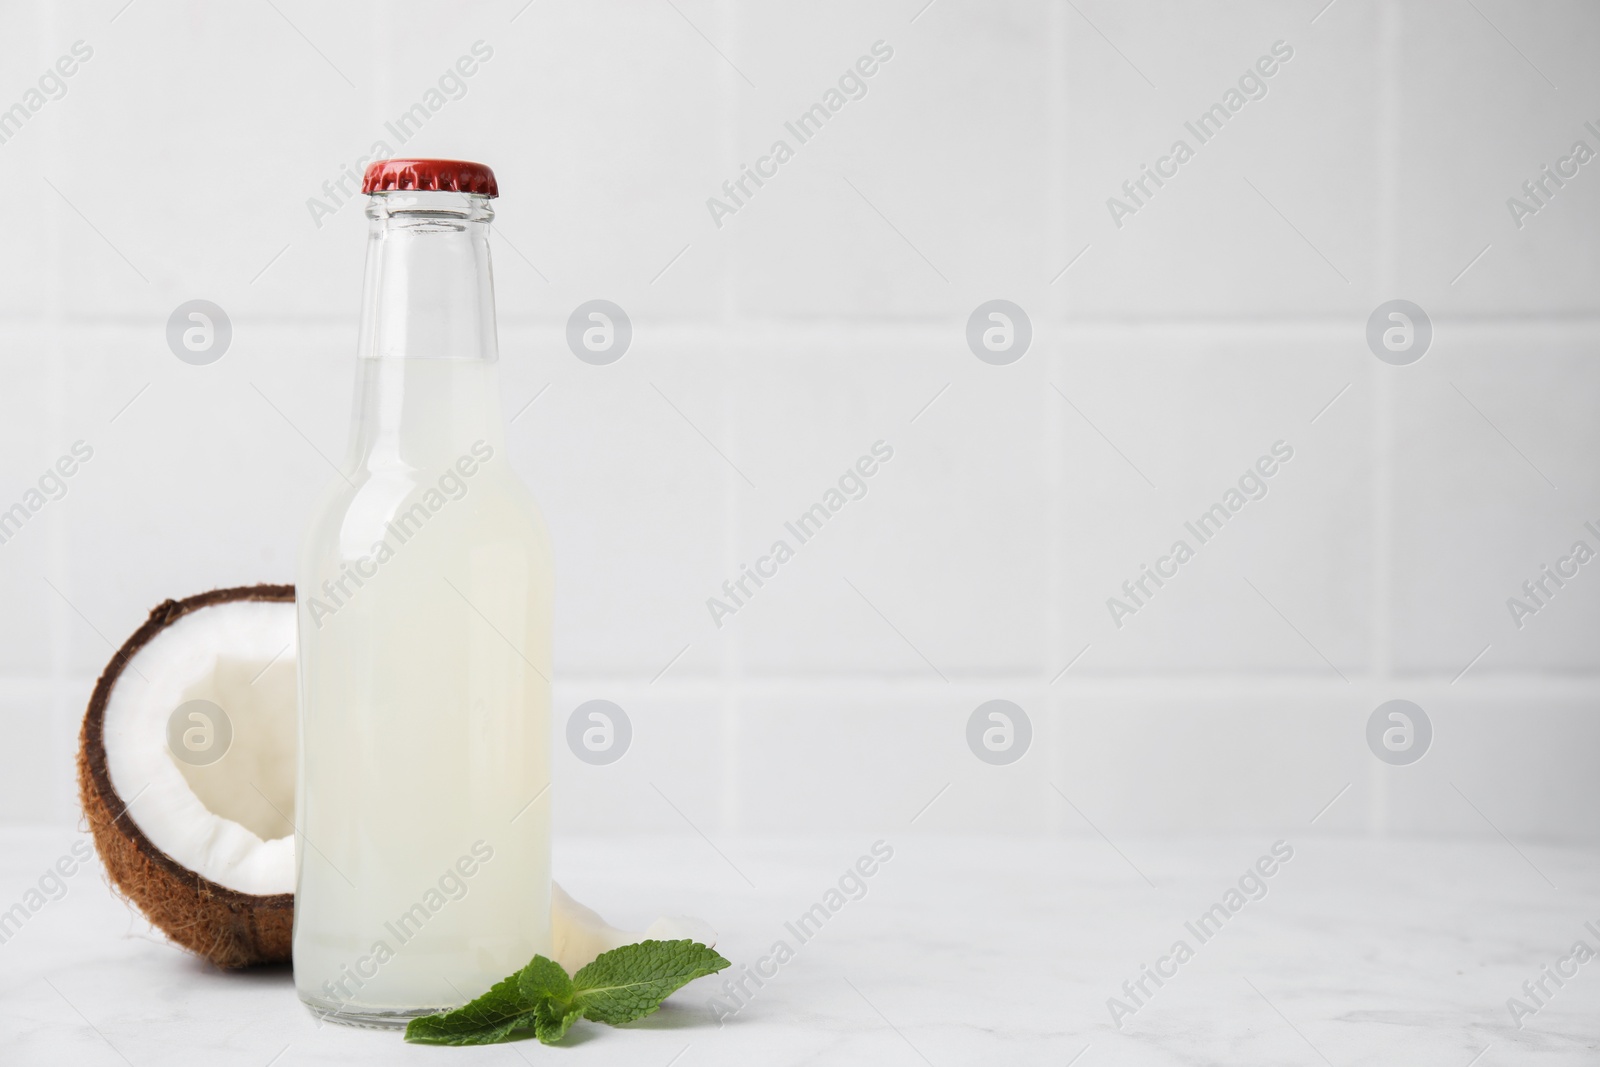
517, 954, 574, 1005
517, 955, 582, 1043
407, 955, 574, 1046
571, 940, 731, 1026
403, 940, 728, 1047
403, 972, 535, 1046
533, 1002, 584, 1044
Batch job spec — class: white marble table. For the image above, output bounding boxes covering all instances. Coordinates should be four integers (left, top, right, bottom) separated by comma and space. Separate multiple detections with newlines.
1, 828, 1597, 1065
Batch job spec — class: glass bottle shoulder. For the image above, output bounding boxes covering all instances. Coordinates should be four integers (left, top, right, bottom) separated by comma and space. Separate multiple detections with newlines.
296, 447, 549, 576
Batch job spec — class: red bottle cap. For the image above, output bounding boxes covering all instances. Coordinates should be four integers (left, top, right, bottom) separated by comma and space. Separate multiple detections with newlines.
361, 158, 498, 198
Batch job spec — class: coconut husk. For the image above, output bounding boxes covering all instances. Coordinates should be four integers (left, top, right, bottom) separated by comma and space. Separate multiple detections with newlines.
76, 584, 295, 968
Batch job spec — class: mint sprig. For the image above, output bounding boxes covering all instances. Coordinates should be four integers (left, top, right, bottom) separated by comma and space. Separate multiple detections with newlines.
405, 940, 730, 1046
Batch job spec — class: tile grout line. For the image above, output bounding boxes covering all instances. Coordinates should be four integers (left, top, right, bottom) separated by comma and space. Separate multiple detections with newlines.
719, 333, 744, 839
1369, 0, 1403, 837
1046, 0, 1070, 839
22, 317, 1600, 339
17, 673, 1600, 695
41, 3, 74, 827
709, 0, 741, 840
44, 0, 73, 824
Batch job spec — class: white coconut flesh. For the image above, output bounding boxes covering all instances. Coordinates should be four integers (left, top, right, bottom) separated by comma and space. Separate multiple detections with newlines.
102, 599, 298, 896
550, 883, 717, 974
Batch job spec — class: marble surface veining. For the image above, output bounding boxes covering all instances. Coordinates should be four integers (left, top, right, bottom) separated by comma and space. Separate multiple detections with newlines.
1, 830, 1597, 1065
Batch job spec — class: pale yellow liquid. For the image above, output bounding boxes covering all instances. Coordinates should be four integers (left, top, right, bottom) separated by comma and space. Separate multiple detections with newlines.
293, 358, 551, 1022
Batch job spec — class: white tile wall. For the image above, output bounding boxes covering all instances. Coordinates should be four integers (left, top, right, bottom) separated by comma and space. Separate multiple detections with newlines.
507, 324, 734, 678
0, 3, 53, 321
1060, 1, 1384, 319
453, 0, 733, 323
1395, 0, 1600, 317
1390, 324, 1600, 675
729, 1, 1056, 319
3, 1, 1597, 842
1052, 325, 1377, 676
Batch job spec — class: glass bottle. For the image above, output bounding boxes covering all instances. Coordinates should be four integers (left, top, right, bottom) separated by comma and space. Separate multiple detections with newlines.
292, 159, 552, 1027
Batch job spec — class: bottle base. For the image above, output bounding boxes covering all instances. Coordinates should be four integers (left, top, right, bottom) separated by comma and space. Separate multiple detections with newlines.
299, 993, 448, 1030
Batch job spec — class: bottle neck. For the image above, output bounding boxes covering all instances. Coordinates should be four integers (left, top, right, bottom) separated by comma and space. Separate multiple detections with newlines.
359, 190, 498, 363
349, 191, 504, 470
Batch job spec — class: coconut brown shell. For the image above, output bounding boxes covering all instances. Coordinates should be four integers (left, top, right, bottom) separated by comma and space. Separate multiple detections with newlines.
77, 583, 296, 969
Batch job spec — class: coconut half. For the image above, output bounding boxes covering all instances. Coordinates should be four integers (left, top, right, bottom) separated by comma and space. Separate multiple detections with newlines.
79, 584, 714, 972
79, 584, 298, 967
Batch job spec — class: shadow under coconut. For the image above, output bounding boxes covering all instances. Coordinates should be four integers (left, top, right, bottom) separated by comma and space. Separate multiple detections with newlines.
171, 954, 293, 985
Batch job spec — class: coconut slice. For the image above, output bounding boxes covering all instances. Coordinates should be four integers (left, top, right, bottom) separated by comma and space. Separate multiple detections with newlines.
79, 584, 298, 968
79, 584, 716, 972
551, 882, 718, 974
